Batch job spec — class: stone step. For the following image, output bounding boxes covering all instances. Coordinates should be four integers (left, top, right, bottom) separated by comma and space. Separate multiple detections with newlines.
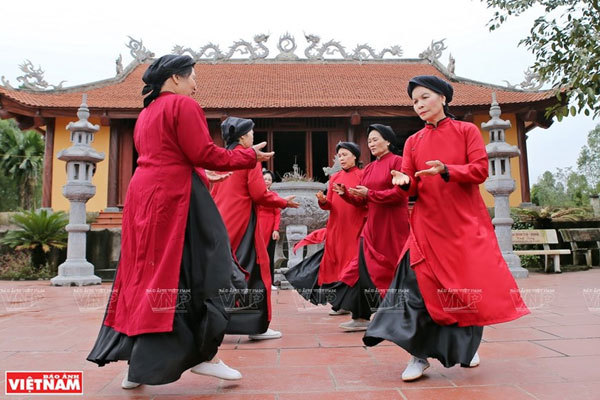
91, 211, 123, 230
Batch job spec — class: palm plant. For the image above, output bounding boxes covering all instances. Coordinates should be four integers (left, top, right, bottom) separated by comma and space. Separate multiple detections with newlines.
0, 120, 44, 210
1, 209, 68, 269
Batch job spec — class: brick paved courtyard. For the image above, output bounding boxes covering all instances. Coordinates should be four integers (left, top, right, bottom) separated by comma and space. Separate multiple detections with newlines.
1, 269, 600, 399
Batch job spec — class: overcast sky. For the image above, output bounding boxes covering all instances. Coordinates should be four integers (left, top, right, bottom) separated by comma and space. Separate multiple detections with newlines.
1, 0, 596, 183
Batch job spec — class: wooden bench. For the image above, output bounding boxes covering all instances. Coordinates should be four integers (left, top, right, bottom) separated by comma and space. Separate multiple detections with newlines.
558, 228, 600, 267
512, 229, 571, 273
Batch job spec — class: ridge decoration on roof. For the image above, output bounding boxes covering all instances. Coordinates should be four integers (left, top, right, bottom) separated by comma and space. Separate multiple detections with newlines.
1, 60, 66, 91
169, 32, 407, 63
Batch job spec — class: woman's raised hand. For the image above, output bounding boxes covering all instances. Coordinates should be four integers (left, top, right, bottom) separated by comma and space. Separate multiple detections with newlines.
284, 195, 300, 208
252, 142, 275, 162
315, 191, 326, 204
206, 170, 232, 183
348, 185, 368, 198
332, 183, 346, 195
414, 160, 445, 177
391, 170, 410, 186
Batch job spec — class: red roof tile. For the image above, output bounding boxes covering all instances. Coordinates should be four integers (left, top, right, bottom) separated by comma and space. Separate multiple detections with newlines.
0, 61, 555, 111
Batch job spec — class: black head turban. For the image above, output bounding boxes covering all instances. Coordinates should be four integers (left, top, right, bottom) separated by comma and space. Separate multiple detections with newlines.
141, 55, 195, 108
407, 75, 455, 119
262, 168, 276, 181
368, 124, 401, 155
221, 116, 255, 148
335, 141, 361, 159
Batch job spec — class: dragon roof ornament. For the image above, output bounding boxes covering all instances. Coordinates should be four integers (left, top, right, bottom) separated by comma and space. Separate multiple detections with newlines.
172, 32, 403, 62
1, 60, 65, 91
126, 36, 155, 63
503, 68, 544, 91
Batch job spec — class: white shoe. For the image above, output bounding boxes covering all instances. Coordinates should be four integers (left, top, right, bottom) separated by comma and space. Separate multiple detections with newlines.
271, 285, 278, 290
402, 356, 430, 381
121, 373, 141, 389
469, 352, 480, 367
248, 328, 282, 340
191, 360, 242, 380
329, 308, 351, 316
339, 318, 369, 331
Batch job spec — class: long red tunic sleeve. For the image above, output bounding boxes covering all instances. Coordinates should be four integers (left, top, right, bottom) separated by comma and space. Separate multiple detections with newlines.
211, 146, 288, 320
316, 167, 367, 284
339, 153, 409, 291
105, 93, 257, 336
402, 118, 529, 327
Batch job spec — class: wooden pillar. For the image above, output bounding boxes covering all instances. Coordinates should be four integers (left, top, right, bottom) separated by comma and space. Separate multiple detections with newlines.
349, 112, 361, 142
118, 123, 134, 206
267, 130, 274, 173
306, 130, 313, 178
516, 116, 532, 203
41, 119, 55, 208
106, 121, 119, 210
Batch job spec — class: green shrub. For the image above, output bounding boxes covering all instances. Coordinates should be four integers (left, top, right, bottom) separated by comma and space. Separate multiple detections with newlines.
0, 209, 68, 269
0, 251, 54, 280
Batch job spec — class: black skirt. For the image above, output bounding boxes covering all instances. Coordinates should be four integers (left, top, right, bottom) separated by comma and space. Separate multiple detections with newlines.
224, 209, 269, 335
284, 238, 378, 321
86, 172, 234, 385
363, 251, 483, 368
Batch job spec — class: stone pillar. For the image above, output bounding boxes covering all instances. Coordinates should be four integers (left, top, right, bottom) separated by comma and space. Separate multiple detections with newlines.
286, 224, 308, 268
51, 94, 105, 286
482, 93, 528, 278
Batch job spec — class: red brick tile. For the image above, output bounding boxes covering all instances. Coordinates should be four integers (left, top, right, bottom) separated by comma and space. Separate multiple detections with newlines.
519, 381, 600, 400
279, 390, 404, 400
401, 385, 536, 399
317, 332, 372, 347
236, 334, 319, 349
441, 359, 562, 386
535, 324, 600, 339
366, 346, 412, 364
154, 395, 275, 400
279, 347, 372, 366
219, 366, 335, 393
476, 341, 564, 359
2, 271, 600, 399
536, 313, 600, 326
529, 355, 600, 382
482, 327, 558, 342
532, 338, 600, 356
0, 64, 555, 110
330, 363, 453, 390
217, 349, 278, 367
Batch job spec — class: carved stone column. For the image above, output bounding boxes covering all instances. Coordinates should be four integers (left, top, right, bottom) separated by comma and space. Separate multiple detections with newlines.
51, 94, 105, 286
482, 93, 528, 278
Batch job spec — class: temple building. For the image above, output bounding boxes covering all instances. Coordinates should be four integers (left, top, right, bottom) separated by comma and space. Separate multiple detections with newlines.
0, 35, 557, 214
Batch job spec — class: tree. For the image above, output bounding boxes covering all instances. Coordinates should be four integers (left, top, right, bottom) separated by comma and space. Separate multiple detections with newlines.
577, 123, 600, 192
0, 174, 20, 211
485, 0, 600, 119
0, 119, 44, 210
531, 170, 569, 206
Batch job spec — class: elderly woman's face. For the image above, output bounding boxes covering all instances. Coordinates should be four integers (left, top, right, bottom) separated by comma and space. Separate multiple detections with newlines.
263, 173, 273, 188
337, 148, 356, 169
173, 69, 197, 97
367, 130, 390, 158
412, 86, 446, 123
239, 130, 255, 148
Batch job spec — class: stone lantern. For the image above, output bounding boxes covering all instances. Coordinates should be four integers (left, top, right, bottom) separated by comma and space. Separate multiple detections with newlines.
51, 94, 105, 286
482, 93, 528, 278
